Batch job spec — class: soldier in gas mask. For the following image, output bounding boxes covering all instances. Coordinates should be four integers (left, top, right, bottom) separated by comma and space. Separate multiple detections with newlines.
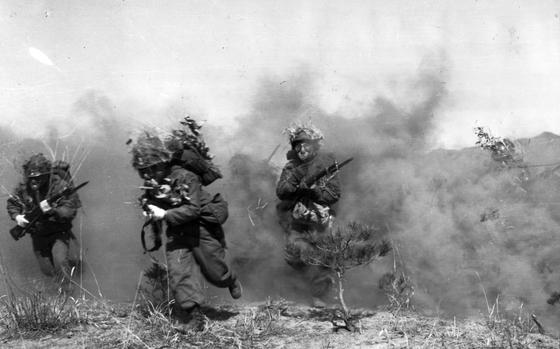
6, 153, 81, 288
131, 127, 242, 332
276, 123, 341, 308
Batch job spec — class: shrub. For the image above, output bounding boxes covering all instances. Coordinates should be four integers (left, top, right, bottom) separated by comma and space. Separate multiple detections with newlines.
286, 221, 391, 332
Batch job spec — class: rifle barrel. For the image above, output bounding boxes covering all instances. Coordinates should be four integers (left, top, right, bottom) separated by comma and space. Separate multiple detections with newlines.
49, 181, 89, 204
332, 157, 353, 169
304, 157, 353, 187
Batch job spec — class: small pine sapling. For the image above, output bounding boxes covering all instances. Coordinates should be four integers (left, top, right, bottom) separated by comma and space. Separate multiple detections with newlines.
286, 221, 391, 332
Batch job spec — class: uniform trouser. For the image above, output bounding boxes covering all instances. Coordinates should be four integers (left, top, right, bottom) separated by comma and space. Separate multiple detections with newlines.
32, 233, 80, 284
166, 225, 236, 310
284, 227, 334, 299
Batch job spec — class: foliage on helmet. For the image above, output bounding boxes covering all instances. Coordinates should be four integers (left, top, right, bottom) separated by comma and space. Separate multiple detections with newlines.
23, 153, 52, 177
284, 121, 324, 147
130, 132, 171, 169
164, 116, 223, 185
164, 116, 213, 161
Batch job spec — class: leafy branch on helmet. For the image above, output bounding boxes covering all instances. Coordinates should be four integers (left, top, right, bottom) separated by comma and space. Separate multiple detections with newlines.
165, 116, 213, 160
164, 116, 223, 185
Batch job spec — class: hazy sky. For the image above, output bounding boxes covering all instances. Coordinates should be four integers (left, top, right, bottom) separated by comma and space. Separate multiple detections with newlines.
1, 0, 560, 148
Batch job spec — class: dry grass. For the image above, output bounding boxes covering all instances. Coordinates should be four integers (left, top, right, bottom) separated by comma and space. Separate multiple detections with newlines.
0, 287, 82, 335
0, 294, 558, 349
0, 250, 83, 337
0, 256, 557, 348
378, 244, 415, 316
480, 296, 542, 348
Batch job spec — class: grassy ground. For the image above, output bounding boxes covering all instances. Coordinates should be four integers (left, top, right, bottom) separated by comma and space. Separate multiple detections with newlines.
0, 294, 558, 349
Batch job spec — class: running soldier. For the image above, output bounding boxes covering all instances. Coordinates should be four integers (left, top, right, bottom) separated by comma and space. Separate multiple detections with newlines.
276, 123, 341, 308
6, 153, 81, 289
130, 123, 242, 331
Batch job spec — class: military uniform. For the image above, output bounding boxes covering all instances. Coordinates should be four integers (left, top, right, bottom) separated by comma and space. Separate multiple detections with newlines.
147, 164, 238, 310
276, 150, 341, 301
7, 173, 81, 280
132, 125, 241, 328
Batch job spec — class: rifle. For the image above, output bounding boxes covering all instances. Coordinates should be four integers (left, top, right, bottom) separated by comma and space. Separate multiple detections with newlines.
302, 157, 353, 187
9, 181, 89, 241
138, 179, 189, 253
138, 178, 189, 208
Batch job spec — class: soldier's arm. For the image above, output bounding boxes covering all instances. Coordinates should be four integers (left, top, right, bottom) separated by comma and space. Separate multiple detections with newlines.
164, 171, 202, 226
6, 187, 24, 220
276, 162, 303, 200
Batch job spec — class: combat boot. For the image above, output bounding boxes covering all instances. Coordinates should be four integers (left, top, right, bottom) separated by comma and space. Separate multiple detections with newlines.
229, 279, 243, 299
172, 306, 207, 333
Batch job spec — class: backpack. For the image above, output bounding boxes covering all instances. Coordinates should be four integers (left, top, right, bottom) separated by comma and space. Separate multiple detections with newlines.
200, 192, 229, 225
52, 160, 74, 185
174, 148, 223, 186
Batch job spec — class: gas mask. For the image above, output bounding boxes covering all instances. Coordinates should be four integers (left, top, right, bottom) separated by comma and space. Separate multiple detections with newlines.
294, 141, 317, 162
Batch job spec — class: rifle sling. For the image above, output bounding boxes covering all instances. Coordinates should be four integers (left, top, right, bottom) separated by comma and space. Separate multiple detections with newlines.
141, 220, 160, 253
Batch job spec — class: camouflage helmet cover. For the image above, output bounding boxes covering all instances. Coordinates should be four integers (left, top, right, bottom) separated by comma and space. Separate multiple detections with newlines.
24, 153, 52, 178
131, 132, 171, 169
284, 121, 324, 147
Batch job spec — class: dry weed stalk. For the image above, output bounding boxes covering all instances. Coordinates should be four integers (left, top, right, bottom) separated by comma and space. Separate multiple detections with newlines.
475, 273, 540, 348
378, 243, 414, 314
233, 300, 285, 347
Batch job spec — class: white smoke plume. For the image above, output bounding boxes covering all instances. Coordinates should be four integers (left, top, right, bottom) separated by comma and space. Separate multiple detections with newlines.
1, 0, 560, 332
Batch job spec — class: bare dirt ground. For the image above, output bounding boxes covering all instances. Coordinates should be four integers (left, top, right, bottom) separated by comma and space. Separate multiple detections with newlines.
1, 297, 559, 349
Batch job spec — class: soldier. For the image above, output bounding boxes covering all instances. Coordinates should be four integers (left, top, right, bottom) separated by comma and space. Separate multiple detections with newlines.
131, 131, 242, 331
276, 123, 341, 308
6, 153, 81, 288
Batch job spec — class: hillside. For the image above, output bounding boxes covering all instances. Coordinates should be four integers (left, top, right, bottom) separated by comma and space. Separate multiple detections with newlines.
1, 297, 559, 348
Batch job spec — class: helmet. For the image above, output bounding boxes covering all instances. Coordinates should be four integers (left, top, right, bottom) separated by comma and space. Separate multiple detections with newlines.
285, 123, 324, 148
291, 128, 323, 145
24, 153, 52, 178
131, 133, 171, 169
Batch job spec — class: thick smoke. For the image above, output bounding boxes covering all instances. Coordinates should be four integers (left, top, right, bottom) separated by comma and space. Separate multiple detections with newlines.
216, 66, 560, 330
0, 90, 144, 299
214, 67, 448, 306
1, 66, 560, 331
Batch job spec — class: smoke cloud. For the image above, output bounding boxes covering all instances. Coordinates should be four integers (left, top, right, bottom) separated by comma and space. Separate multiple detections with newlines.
1, 57, 560, 333
214, 62, 560, 331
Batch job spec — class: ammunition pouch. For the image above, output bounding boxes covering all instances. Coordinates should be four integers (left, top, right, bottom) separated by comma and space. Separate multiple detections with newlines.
291, 200, 331, 227
9, 225, 26, 241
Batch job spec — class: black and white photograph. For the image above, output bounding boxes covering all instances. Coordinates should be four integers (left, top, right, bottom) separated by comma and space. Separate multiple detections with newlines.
1, 1, 560, 348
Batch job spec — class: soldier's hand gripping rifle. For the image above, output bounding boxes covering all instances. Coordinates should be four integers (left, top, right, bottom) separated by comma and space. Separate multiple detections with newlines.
139, 197, 163, 253
139, 178, 188, 208
139, 179, 190, 253
9, 181, 89, 241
